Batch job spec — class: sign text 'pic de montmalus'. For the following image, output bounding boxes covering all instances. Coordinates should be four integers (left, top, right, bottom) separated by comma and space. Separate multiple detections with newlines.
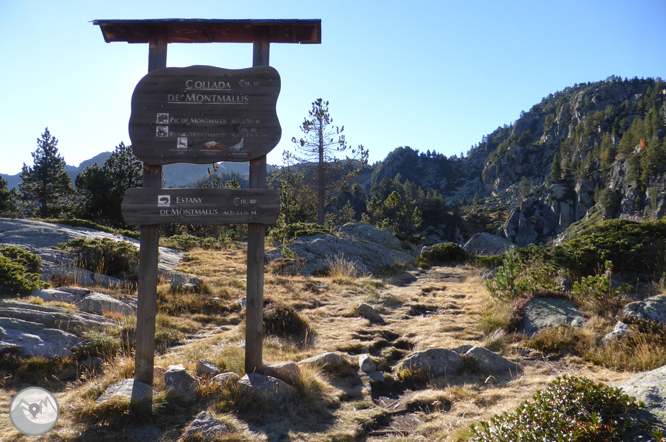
129, 65, 281, 165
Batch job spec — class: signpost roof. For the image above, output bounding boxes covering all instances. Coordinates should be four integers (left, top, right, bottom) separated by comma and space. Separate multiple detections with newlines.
93, 19, 321, 44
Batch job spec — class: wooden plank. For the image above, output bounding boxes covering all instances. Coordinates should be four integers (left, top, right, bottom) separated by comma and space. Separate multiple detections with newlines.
134, 30, 167, 389
129, 65, 281, 165
93, 19, 322, 45
121, 188, 280, 225
245, 30, 270, 376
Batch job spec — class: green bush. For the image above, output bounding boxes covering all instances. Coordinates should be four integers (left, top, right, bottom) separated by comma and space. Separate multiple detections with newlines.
552, 218, 666, 277
571, 261, 629, 317
471, 376, 656, 441
58, 238, 139, 280
0, 246, 42, 273
161, 233, 224, 251
0, 253, 49, 295
419, 243, 469, 266
485, 248, 558, 302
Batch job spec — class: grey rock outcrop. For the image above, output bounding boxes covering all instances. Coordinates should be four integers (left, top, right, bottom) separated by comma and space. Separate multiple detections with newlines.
0, 300, 115, 334
620, 295, 666, 325
238, 373, 297, 404
96, 379, 154, 404
463, 233, 514, 256
616, 364, 666, 426
397, 348, 464, 376
75, 293, 135, 316
0, 218, 185, 286
183, 411, 230, 439
464, 346, 519, 373
266, 223, 418, 276
0, 317, 84, 358
521, 298, 585, 336
165, 364, 198, 403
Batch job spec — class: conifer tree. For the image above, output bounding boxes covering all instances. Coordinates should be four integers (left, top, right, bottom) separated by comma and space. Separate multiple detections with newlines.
19, 128, 72, 217
0, 176, 13, 214
291, 99, 368, 225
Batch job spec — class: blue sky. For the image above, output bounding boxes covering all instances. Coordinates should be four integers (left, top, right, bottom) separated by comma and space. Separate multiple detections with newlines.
1, 0, 665, 175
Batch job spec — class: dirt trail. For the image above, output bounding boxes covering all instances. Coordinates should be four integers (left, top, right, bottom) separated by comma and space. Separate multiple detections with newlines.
304, 265, 634, 441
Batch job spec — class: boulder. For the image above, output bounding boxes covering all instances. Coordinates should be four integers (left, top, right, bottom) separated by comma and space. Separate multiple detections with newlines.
616, 364, 666, 426
196, 360, 220, 377
265, 223, 418, 276
620, 295, 666, 325
389, 271, 418, 286
464, 346, 519, 373
212, 372, 240, 385
298, 352, 350, 373
30, 288, 83, 304
521, 298, 585, 336
359, 354, 376, 373
601, 321, 631, 344
262, 361, 300, 384
182, 411, 230, 439
397, 348, 464, 376
165, 364, 197, 403
367, 372, 385, 383
357, 303, 384, 323
76, 293, 135, 316
238, 373, 297, 404
96, 379, 153, 404
463, 233, 514, 256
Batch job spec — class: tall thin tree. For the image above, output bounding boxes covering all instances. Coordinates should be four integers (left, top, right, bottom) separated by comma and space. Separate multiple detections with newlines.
290, 99, 368, 225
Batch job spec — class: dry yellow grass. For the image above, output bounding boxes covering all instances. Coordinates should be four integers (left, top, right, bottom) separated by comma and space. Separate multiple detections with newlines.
0, 247, 646, 441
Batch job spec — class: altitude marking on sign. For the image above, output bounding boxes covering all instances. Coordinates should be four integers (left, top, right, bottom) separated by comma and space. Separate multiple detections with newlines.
129, 65, 281, 165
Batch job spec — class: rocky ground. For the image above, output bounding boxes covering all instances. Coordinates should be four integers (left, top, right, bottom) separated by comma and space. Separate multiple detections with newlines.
1, 220, 665, 440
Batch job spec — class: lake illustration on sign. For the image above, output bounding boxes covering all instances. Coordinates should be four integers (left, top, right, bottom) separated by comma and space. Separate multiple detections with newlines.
129, 65, 281, 165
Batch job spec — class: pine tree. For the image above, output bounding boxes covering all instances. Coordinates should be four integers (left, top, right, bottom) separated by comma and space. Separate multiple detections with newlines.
19, 128, 72, 217
0, 176, 13, 214
291, 99, 368, 225
75, 142, 142, 226
550, 152, 562, 183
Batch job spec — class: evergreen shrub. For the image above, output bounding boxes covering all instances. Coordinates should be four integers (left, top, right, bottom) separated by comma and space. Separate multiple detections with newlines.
471, 376, 657, 441
419, 243, 469, 266
58, 238, 139, 280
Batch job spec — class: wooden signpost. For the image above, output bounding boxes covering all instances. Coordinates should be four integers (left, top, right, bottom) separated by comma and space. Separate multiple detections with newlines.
94, 19, 321, 394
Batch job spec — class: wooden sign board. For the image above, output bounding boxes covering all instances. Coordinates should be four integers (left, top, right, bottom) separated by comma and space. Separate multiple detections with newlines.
129, 65, 281, 165
121, 188, 280, 225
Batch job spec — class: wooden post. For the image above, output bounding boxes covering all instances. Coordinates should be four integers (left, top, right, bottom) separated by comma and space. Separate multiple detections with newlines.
245, 28, 270, 375
134, 30, 167, 387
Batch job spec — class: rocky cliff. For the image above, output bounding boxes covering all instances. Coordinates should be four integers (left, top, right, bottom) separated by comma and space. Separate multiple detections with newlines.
373, 77, 666, 246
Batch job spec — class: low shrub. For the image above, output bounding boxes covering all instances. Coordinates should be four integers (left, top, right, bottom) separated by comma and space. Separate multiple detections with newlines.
485, 249, 558, 303
58, 238, 139, 280
0, 247, 49, 295
470, 375, 656, 441
418, 243, 469, 266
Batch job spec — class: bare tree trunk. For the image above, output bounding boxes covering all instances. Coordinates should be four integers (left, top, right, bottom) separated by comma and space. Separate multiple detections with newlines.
317, 126, 325, 225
